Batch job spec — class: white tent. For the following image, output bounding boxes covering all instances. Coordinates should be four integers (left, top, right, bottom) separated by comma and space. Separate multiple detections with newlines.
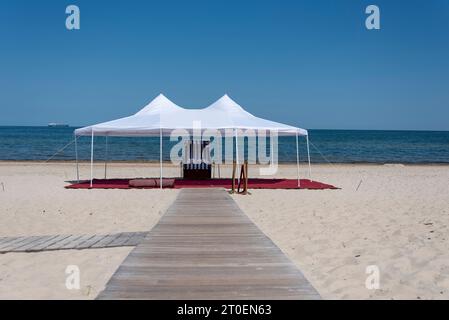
74, 94, 311, 188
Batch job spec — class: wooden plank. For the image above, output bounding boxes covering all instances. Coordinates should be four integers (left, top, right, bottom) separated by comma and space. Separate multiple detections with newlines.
27, 234, 72, 251
63, 235, 96, 249
0, 232, 148, 253
0, 236, 32, 251
73, 235, 99, 249
0, 237, 24, 251
45, 235, 80, 250
19, 235, 60, 252
107, 232, 134, 247
77, 234, 107, 249
98, 188, 320, 300
0, 237, 19, 247
123, 232, 148, 247
1, 236, 45, 252
90, 234, 121, 248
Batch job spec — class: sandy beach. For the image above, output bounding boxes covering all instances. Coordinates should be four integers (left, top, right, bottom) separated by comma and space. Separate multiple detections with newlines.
1, 161, 448, 299
234, 163, 449, 300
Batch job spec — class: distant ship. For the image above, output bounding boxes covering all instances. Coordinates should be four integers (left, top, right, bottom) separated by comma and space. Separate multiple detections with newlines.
48, 123, 69, 127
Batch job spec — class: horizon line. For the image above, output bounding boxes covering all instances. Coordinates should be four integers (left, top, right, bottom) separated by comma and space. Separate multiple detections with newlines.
0, 125, 449, 133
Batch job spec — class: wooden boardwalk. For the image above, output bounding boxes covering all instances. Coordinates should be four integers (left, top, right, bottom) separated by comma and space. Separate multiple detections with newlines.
0, 232, 148, 253
98, 189, 320, 300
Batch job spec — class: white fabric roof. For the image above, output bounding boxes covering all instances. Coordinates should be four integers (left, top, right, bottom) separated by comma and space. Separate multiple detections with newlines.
74, 94, 307, 137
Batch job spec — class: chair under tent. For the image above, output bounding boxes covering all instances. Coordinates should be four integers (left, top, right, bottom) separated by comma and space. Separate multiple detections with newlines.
181, 139, 213, 179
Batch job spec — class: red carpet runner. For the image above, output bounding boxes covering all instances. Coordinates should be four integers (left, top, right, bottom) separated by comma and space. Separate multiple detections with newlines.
66, 178, 337, 190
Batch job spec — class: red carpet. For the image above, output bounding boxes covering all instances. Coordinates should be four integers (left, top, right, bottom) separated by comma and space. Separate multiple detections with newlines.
65, 178, 337, 190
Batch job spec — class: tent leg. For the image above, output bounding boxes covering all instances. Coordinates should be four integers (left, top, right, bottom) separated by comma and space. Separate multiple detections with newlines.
296, 131, 300, 188
270, 132, 274, 171
104, 136, 108, 179
160, 128, 163, 189
74, 133, 79, 183
90, 130, 94, 188
306, 135, 312, 180
235, 129, 240, 186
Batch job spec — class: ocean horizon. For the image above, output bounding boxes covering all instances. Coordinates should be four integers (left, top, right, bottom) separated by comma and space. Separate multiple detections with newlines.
0, 126, 448, 164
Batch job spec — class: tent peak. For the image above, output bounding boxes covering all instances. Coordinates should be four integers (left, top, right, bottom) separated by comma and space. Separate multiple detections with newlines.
135, 94, 183, 115
154, 93, 171, 102
218, 93, 234, 102
206, 94, 253, 115
208, 94, 237, 108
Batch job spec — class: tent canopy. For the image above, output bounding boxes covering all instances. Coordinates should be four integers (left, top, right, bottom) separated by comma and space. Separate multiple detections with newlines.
74, 94, 308, 137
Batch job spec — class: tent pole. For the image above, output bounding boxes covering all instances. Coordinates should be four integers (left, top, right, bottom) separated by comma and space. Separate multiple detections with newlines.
104, 135, 108, 179
270, 132, 274, 169
296, 131, 300, 188
90, 130, 94, 188
74, 133, 79, 183
306, 134, 312, 180
235, 129, 240, 185
160, 128, 163, 189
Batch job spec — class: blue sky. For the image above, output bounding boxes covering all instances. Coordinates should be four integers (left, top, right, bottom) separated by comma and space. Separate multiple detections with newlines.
0, 0, 448, 130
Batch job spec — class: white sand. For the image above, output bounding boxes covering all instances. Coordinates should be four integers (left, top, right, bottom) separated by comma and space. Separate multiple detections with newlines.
1, 162, 449, 299
233, 163, 449, 300
0, 248, 132, 299
0, 162, 179, 236
0, 162, 179, 299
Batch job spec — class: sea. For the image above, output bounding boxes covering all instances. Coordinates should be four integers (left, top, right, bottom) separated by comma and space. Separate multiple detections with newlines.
0, 126, 448, 164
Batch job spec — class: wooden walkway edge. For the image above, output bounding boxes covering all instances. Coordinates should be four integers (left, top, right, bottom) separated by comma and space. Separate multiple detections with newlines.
98, 189, 320, 300
0, 232, 148, 253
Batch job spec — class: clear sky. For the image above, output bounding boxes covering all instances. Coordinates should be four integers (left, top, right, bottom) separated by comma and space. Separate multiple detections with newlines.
0, 0, 448, 130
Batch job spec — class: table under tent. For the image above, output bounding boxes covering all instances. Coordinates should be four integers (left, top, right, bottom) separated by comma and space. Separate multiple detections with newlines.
69, 94, 334, 191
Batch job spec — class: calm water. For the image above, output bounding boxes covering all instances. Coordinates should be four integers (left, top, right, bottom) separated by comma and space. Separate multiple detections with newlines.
0, 126, 448, 163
